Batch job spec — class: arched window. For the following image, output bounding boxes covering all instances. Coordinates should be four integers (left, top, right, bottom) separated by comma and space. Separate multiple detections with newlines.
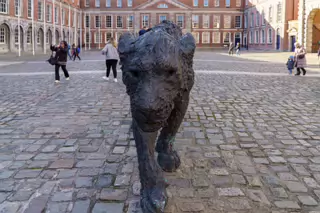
157, 3, 168, 8
27, 27, 32, 44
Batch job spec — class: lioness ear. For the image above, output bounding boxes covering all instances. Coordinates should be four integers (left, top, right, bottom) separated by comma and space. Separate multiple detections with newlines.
179, 33, 196, 56
118, 32, 135, 54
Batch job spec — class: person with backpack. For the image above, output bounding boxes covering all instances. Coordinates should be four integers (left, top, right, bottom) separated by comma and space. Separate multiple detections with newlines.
72, 44, 81, 61
101, 37, 119, 82
50, 41, 70, 83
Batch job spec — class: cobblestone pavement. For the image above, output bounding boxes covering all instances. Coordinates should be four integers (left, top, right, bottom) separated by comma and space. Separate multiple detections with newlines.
1, 52, 320, 213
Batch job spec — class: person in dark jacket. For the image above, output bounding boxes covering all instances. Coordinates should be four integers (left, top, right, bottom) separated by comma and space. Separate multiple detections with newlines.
50, 40, 70, 83
138, 26, 147, 36
286, 56, 295, 75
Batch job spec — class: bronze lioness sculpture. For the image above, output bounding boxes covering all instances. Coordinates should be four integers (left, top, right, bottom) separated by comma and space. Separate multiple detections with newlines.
118, 20, 196, 213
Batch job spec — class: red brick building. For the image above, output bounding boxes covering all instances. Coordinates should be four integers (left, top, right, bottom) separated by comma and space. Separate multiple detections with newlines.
81, 0, 244, 49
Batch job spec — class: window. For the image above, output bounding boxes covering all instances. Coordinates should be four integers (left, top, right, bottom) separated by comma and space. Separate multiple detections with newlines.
55, 6, 58, 23
159, 15, 166, 23
38, 1, 43, 20
117, 16, 123, 28
268, 28, 272, 43
256, 13, 259, 26
28, 0, 32, 18
193, 0, 198, 7
204, 0, 208, 7
203, 15, 209, 28
105, 32, 112, 42
128, 0, 132, 7
212, 32, 220, 43
255, 30, 259, 43
192, 15, 199, 28
235, 16, 241, 28
176, 15, 184, 28
62, 10, 65, 25
261, 29, 265, 44
128, 15, 133, 28
106, 15, 112, 28
46, 5, 52, 22
95, 32, 101, 43
269, 6, 273, 22
46, 31, 49, 44
0, 0, 8, 14
27, 28, 32, 44
224, 15, 231, 28
15, 27, 19, 43
244, 14, 247, 28
85, 0, 89, 7
0, 27, 5, 43
261, 10, 265, 25
106, 0, 111, 7
37, 30, 40, 44
142, 15, 149, 27
85, 32, 90, 43
158, 3, 168, 8
225, 0, 230, 7
191, 32, 199, 44
95, 0, 100, 7
15, 0, 21, 16
213, 15, 220, 28
250, 31, 253, 44
223, 32, 230, 43
277, 3, 282, 22
85, 15, 90, 28
95, 16, 101, 28
236, 0, 241, 7
215, 0, 219, 7
117, 0, 122, 7
251, 13, 254, 27
202, 32, 210, 44
235, 33, 240, 44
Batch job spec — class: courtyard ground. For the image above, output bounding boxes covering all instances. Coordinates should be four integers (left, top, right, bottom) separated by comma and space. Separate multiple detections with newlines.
0, 51, 320, 213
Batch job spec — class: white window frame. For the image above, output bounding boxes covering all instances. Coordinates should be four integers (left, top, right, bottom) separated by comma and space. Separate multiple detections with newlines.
192, 15, 199, 28
204, 0, 208, 7
27, 27, 32, 44
251, 13, 254, 27
224, 15, 231, 29
15, 27, 19, 44
55, 7, 58, 23
15, 0, 21, 16
85, 15, 90, 28
85, 32, 90, 43
95, 16, 101, 28
256, 13, 260, 26
158, 3, 168, 8
261, 29, 265, 44
0, 27, 5, 44
202, 32, 210, 44
223, 32, 230, 43
106, 15, 112, 28
95, 0, 100, 7
117, 0, 122, 7
142, 15, 149, 27
203, 15, 209, 28
46, 4, 51, 23
215, 0, 219, 7
127, 0, 132, 7
235, 15, 241, 28
159, 15, 167, 23
94, 32, 101, 44
225, 0, 230, 7
236, 0, 241, 7
85, 0, 89, 7
38, 1, 43, 20
244, 13, 247, 28
213, 15, 220, 28
268, 28, 272, 44
193, 0, 198, 7
255, 30, 259, 44
37, 30, 41, 44
46, 31, 49, 44
192, 32, 199, 44
128, 15, 133, 28
62, 10, 65, 25
106, 0, 111, 7
28, 0, 32, 18
250, 31, 253, 44
261, 10, 265, 25
176, 15, 184, 28
116, 15, 123, 28
105, 32, 112, 42
277, 3, 282, 22
212, 32, 220, 43
0, 0, 9, 14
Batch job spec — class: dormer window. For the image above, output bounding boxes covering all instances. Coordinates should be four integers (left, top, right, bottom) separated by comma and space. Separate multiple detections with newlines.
157, 3, 168, 8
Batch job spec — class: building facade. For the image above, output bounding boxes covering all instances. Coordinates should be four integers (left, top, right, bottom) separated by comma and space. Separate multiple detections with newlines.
243, 0, 299, 51
81, 0, 244, 50
0, 0, 81, 54
298, 0, 320, 53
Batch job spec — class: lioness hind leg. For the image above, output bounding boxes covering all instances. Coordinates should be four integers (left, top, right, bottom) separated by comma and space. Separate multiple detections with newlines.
156, 92, 190, 172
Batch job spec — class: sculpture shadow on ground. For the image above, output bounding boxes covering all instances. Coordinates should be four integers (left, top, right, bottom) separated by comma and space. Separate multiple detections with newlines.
118, 20, 196, 213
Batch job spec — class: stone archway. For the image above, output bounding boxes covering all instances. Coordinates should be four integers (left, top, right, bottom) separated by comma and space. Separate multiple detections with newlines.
47, 29, 52, 45
55, 30, 59, 44
0, 23, 11, 53
14, 25, 24, 51
37, 28, 44, 51
306, 9, 320, 53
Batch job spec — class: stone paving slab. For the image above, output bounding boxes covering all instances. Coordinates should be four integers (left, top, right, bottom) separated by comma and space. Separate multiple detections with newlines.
1, 53, 320, 213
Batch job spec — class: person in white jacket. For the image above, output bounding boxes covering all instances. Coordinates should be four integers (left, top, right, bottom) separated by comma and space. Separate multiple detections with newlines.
101, 38, 119, 82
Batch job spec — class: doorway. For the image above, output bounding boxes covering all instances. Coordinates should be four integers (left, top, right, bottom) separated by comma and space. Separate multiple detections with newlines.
290, 35, 296, 52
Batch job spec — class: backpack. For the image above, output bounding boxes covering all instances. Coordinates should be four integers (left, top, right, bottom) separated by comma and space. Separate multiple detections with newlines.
47, 51, 58, 66
76, 47, 80, 53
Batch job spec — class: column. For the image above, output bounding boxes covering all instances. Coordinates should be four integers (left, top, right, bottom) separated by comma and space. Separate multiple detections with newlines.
297, 0, 305, 45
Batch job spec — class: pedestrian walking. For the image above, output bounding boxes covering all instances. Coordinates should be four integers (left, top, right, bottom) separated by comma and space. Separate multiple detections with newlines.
235, 43, 240, 55
72, 44, 81, 61
286, 56, 295, 75
228, 42, 234, 55
50, 41, 70, 83
294, 42, 307, 76
101, 37, 119, 82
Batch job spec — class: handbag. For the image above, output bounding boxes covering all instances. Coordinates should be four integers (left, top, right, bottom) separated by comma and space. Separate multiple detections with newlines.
47, 51, 58, 66
298, 54, 305, 59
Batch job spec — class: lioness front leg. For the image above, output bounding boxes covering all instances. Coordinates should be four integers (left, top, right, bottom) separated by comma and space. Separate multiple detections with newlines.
132, 119, 168, 213
156, 91, 190, 172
